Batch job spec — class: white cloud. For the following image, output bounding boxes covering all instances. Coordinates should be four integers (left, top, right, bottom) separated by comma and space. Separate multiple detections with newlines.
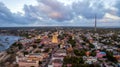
57, 0, 81, 5
0, 0, 38, 14
105, 13, 120, 20
98, 13, 120, 24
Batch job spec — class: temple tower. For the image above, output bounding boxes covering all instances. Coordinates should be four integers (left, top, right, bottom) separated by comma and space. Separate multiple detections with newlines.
52, 32, 58, 44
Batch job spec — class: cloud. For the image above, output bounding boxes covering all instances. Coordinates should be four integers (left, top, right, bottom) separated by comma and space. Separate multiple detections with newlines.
115, 0, 120, 17
23, 0, 107, 21
0, 2, 33, 26
104, 13, 120, 20
36, 0, 73, 21
0, 0, 120, 27
0, 2, 13, 23
73, 0, 107, 19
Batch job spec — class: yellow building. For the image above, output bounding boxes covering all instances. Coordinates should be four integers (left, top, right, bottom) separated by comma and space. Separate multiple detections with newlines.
52, 32, 58, 44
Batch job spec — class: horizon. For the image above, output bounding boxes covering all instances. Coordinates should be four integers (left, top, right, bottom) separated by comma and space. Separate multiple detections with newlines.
0, 26, 120, 28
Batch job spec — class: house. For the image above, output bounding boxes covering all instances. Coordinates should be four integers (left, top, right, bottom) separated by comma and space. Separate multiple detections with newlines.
113, 55, 120, 62
52, 49, 66, 61
84, 56, 97, 64
52, 59, 63, 67
18, 60, 39, 67
16, 53, 48, 67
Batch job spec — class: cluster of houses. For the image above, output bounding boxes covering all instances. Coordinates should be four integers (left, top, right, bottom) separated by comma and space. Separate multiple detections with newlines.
48, 48, 67, 67
16, 53, 48, 67
1, 29, 119, 67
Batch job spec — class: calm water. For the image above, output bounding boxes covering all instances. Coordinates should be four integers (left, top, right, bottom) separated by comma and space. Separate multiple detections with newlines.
0, 36, 20, 51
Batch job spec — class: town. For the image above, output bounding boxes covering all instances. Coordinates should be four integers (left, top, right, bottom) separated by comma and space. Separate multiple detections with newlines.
0, 27, 120, 67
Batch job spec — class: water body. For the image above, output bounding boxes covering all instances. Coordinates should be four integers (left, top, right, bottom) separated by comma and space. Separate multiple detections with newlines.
0, 36, 20, 51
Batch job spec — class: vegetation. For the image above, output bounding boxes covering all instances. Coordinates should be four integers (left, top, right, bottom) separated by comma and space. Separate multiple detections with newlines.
106, 51, 118, 63
32, 45, 37, 48
12, 42, 23, 49
90, 50, 96, 57
62, 63, 100, 67
67, 36, 76, 47
63, 56, 100, 67
23, 51, 29, 55
74, 49, 86, 56
43, 48, 50, 53
63, 56, 84, 64
89, 43, 95, 48
7, 42, 23, 54
34, 39, 41, 43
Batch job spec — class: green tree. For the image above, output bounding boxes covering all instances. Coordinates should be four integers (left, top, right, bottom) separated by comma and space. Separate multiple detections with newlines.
89, 43, 95, 48
106, 51, 118, 63
67, 36, 76, 47
32, 45, 37, 48
74, 49, 86, 56
90, 51, 96, 57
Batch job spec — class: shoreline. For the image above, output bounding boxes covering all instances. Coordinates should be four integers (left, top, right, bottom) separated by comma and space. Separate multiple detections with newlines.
0, 35, 21, 52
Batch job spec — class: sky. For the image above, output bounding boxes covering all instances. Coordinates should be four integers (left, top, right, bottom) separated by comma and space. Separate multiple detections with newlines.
0, 0, 120, 27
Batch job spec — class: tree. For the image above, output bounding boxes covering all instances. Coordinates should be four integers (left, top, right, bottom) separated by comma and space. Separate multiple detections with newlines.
32, 45, 37, 48
39, 61, 42, 65
89, 43, 95, 48
24, 51, 28, 55
18, 43, 23, 49
43, 48, 49, 53
34, 39, 41, 43
68, 36, 76, 47
31, 66, 35, 67
58, 35, 64, 40
63, 56, 84, 64
74, 49, 86, 56
12, 42, 23, 49
106, 51, 118, 63
72, 64, 89, 67
90, 50, 96, 57
38, 44, 44, 48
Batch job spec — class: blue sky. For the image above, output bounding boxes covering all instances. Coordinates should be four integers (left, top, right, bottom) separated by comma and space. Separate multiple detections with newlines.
0, 0, 120, 27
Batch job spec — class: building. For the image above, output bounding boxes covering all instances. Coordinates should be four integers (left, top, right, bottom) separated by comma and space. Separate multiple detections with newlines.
52, 49, 66, 61
52, 32, 58, 44
114, 55, 120, 62
84, 56, 97, 64
52, 59, 63, 67
48, 49, 66, 67
18, 60, 39, 67
16, 53, 48, 67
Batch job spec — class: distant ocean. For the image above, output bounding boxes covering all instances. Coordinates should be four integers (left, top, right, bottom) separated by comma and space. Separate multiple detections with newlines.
0, 36, 20, 51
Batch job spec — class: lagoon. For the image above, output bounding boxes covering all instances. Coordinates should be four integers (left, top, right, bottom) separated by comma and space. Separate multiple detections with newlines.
0, 36, 20, 51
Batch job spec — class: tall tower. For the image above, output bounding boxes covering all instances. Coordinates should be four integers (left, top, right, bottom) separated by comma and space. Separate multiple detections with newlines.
94, 14, 97, 32
52, 32, 58, 44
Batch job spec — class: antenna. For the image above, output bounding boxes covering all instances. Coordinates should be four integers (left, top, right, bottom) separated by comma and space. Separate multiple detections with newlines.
94, 14, 97, 32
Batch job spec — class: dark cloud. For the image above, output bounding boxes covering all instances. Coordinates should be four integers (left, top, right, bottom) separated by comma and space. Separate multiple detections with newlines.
37, 0, 73, 21
72, 0, 105, 19
0, 2, 31, 25
115, 0, 120, 17
23, 5, 40, 21
0, 2, 14, 23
